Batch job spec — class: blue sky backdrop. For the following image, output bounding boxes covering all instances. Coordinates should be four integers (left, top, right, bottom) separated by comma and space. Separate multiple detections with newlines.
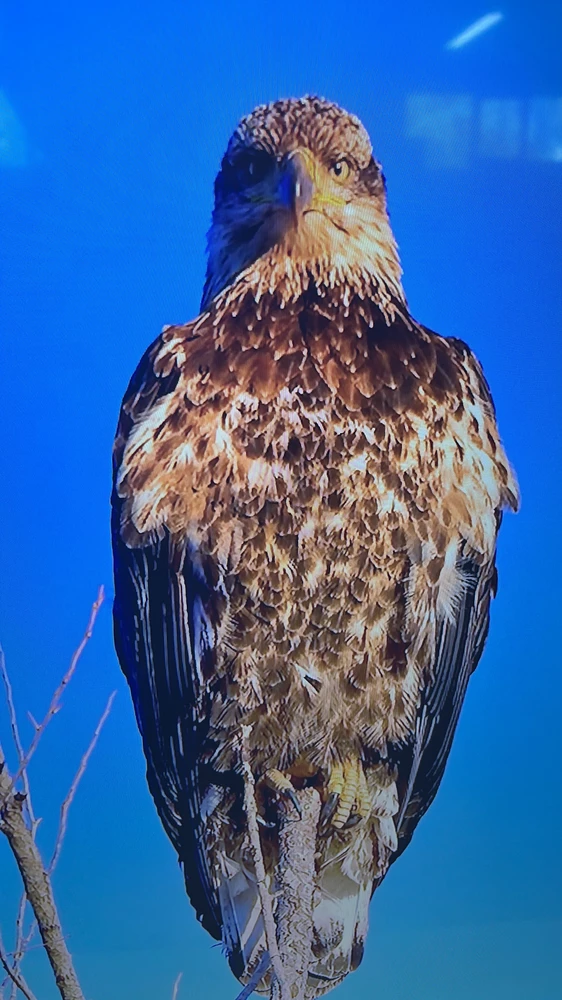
1, 2, 561, 998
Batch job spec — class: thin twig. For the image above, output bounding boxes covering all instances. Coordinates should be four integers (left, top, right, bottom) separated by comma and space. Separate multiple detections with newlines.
240, 726, 288, 1000
49, 690, 116, 874
8, 893, 30, 1000
0, 586, 104, 813
233, 950, 270, 1000
6, 692, 117, 992
0, 592, 106, 1000
0, 928, 37, 1000
171, 972, 183, 1000
0, 647, 36, 828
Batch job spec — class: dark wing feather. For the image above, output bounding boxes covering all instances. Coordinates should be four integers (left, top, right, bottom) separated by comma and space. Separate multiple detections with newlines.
389, 333, 507, 858
392, 527, 502, 861
111, 342, 222, 939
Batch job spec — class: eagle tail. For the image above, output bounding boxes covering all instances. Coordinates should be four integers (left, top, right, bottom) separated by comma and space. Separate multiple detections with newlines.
216, 825, 374, 998
307, 827, 373, 992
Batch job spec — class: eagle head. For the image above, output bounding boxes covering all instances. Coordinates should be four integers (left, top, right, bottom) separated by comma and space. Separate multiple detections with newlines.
202, 96, 405, 311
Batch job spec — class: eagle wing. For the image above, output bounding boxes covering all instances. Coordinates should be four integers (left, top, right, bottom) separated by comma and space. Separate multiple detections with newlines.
393, 538, 498, 858
392, 336, 516, 860
111, 333, 223, 938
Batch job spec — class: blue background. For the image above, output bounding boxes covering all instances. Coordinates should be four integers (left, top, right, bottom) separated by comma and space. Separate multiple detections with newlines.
1, 2, 561, 998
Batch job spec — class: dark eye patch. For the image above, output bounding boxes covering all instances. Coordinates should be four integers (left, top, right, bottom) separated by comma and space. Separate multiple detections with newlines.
360, 157, 385, 194
232, 220, 263, 246
218, 149, 274, 196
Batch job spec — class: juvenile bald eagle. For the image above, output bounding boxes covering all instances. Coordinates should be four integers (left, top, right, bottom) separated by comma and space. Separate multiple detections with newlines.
112, 96, 518, 996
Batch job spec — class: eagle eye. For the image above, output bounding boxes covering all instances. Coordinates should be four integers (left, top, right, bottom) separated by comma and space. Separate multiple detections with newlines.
330, 158, 351, 182
233, 150, 272, 188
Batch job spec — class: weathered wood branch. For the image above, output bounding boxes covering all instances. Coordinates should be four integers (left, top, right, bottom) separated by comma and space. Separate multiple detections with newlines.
0, 753, 85, 1000
273, 788, 321, 1000
239, 727, 321, 1000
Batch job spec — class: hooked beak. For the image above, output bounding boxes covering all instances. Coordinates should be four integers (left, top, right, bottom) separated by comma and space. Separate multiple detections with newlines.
277, 149, 315, 221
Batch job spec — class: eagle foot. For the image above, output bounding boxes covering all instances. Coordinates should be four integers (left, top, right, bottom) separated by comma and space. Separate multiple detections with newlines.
320, 757, 370, 832
262, 768, 302, 819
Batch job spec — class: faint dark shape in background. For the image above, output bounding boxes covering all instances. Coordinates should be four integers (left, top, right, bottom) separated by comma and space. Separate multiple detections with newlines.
479, 99, 521, 159
0, 90, 28, 168
528, 97, 562, 162
406, 91, 562, 167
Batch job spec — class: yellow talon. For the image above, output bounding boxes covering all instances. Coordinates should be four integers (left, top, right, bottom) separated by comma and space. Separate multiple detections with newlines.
322, 757, 371, 832
327, 761, 344, 798
357, 763, 372, 819
264, 768, 294, 796
333, 759, 359, 829
263, 768, 302, 817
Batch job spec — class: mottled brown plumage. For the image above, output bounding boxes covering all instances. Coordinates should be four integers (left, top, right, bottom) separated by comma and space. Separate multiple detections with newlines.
112, 96, 518, 997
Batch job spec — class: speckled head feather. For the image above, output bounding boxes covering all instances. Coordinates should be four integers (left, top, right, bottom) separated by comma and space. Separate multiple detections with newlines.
202, 96, 404, 314
227, 96, 374, 166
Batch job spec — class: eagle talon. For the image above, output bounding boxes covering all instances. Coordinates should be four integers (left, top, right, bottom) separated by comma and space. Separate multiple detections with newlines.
341, 812, 362, 830
284, 787, 303, 819
322, 757, 371, 831
256, 814, 276, 829
319, 792, 339, 830
262, 768, 302, 818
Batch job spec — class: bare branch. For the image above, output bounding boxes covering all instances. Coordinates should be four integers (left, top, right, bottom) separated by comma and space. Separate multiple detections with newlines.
0, 646, 39, 1000
4, 690, 117, 995
49, 690, 116, 874
0, 647, 36, 829
5, 692, 117, 996
0, 756, 86, 1000
0, 928, 37, 1000
239, 726, 287, 1000
0, 593, 107, 1000
0, 586, 104, 812
171, 972, 183, 1000
233, 951, 270, 1000
8, 893, 30, 1000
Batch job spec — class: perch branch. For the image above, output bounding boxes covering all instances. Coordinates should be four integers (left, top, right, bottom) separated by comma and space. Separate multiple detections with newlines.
273, 788, 321, 1000
240, 726, 288, 1000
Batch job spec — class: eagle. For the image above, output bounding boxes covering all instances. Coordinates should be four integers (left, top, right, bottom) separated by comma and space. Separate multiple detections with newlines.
112, 96, 518, 996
